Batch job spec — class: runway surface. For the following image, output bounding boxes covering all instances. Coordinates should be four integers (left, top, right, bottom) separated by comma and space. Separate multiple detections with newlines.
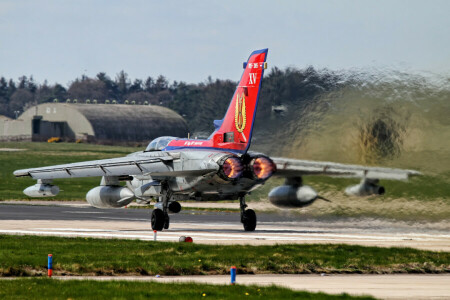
1, 203, 449, 250
41, 274, 448, 300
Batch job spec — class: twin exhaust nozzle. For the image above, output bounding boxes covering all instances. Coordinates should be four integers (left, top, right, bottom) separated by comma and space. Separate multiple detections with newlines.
219, 155, 276, 181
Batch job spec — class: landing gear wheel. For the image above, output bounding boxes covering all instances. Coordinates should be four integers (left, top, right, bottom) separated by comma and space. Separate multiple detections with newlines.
163, 213, 170, 229
168, 201, 181, 213
151, 209, 165, 231
242, 209, 257, 231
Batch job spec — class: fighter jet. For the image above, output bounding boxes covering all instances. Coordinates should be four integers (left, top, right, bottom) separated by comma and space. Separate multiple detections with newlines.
14, 49, 420, 231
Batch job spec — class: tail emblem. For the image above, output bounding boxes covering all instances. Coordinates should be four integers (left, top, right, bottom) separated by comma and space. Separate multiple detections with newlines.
235, 93, 246, 133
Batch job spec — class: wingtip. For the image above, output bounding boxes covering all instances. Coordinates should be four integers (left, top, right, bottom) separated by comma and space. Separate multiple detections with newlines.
13, 169, 30, 177
409, 170, 422, 177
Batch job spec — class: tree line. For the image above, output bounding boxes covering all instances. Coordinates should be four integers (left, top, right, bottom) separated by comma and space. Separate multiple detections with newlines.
0, 67, 342, 133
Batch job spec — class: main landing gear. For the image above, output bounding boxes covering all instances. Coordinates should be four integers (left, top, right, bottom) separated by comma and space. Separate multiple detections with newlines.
239, 195, 257, 231
151, 209, 165, 231
151, 188, 257, 232
151, 185, 175, 231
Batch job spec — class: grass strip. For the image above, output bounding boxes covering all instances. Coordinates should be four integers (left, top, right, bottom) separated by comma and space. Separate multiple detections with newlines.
0, 235, 448, 276
0, 142, 136, 201
0, 278, 375, 300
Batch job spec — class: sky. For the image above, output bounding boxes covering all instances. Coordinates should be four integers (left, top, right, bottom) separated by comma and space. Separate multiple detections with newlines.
0, 0, 449, 86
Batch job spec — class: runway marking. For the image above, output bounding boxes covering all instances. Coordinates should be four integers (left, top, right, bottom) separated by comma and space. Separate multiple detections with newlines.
178, 222, 236, 227
35, 228, 124, 232
0, 230, 169, 240
0, 230, 398, 242
98, 217, 149, 221
1, 228, 445, 244
62, 211, 105, 214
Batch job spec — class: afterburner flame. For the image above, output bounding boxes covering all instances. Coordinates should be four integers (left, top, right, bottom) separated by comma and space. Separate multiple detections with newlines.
252, 157, 275, 180
222, 157, 243, 179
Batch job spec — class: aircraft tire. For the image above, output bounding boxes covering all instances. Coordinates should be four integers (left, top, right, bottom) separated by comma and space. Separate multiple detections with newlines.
151, 209, 165, 231
168, 201, 181, 213
242, 209, 257, 231
164, 213, 170, 229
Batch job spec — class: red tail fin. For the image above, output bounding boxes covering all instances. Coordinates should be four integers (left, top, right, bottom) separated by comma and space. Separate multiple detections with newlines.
210, 49, 268, 152
166, 49, 268, 153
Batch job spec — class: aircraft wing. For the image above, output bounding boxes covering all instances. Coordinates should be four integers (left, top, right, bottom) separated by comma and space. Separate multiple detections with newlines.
272, 157, 421, 180
13, 152, 217, 180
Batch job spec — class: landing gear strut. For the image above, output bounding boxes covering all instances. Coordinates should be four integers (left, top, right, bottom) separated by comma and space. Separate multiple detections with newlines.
239, 195, 257, 231
151, 183, 172, 231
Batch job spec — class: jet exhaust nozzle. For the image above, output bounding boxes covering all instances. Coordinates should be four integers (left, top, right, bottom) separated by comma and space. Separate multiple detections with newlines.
250, 156, 276, 180
218, 156, 244, 180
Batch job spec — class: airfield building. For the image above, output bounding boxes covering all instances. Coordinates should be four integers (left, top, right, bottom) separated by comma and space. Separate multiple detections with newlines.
0, 103, 188, 144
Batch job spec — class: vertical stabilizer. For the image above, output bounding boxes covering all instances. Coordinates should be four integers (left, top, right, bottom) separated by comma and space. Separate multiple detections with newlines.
210, 49, 268, 153
165, 49, 268, 153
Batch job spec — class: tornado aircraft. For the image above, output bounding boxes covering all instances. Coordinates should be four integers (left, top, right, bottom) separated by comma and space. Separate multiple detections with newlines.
14, 49, 420, 231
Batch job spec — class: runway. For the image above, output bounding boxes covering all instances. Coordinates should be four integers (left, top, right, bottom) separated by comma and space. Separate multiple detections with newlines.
1, 202, 449, 251
44, 274, 450, 300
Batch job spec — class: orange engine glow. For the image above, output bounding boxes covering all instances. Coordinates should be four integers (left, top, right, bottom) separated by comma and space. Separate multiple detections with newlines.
222, 157, 243, 179
251, 157, 275, 180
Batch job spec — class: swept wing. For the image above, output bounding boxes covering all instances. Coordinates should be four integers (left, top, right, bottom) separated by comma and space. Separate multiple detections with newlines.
272, 157, 421, 180
13, 151, 217, 180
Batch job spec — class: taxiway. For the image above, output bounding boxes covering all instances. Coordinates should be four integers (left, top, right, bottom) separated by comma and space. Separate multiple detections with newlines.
0, 203, 449, 251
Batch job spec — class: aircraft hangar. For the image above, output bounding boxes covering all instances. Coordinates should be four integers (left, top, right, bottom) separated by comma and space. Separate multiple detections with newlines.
0, 103, 188, 143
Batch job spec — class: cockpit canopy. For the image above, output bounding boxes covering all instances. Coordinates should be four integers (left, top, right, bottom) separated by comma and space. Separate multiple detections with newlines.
145, 136, 177, 151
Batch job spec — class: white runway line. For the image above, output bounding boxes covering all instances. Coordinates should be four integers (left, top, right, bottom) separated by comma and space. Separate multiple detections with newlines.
98, 217, 149, 221
0, 229, 261, 242
62, 211, 105, 214
0, 230, 169, 240
34, 228, 125, 232
29, 225, 450, 240
2, 227, 443, 243
174, 222, 237, 227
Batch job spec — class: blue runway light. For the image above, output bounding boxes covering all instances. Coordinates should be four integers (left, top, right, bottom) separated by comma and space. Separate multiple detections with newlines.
230, 266, 236, 285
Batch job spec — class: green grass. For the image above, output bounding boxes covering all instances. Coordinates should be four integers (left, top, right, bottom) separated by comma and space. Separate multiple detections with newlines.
246, 175, 450, 222
304, 174, 450, 202
247, 174, 450, 203
0, 235, 448, 276
0, 278, 374, 300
